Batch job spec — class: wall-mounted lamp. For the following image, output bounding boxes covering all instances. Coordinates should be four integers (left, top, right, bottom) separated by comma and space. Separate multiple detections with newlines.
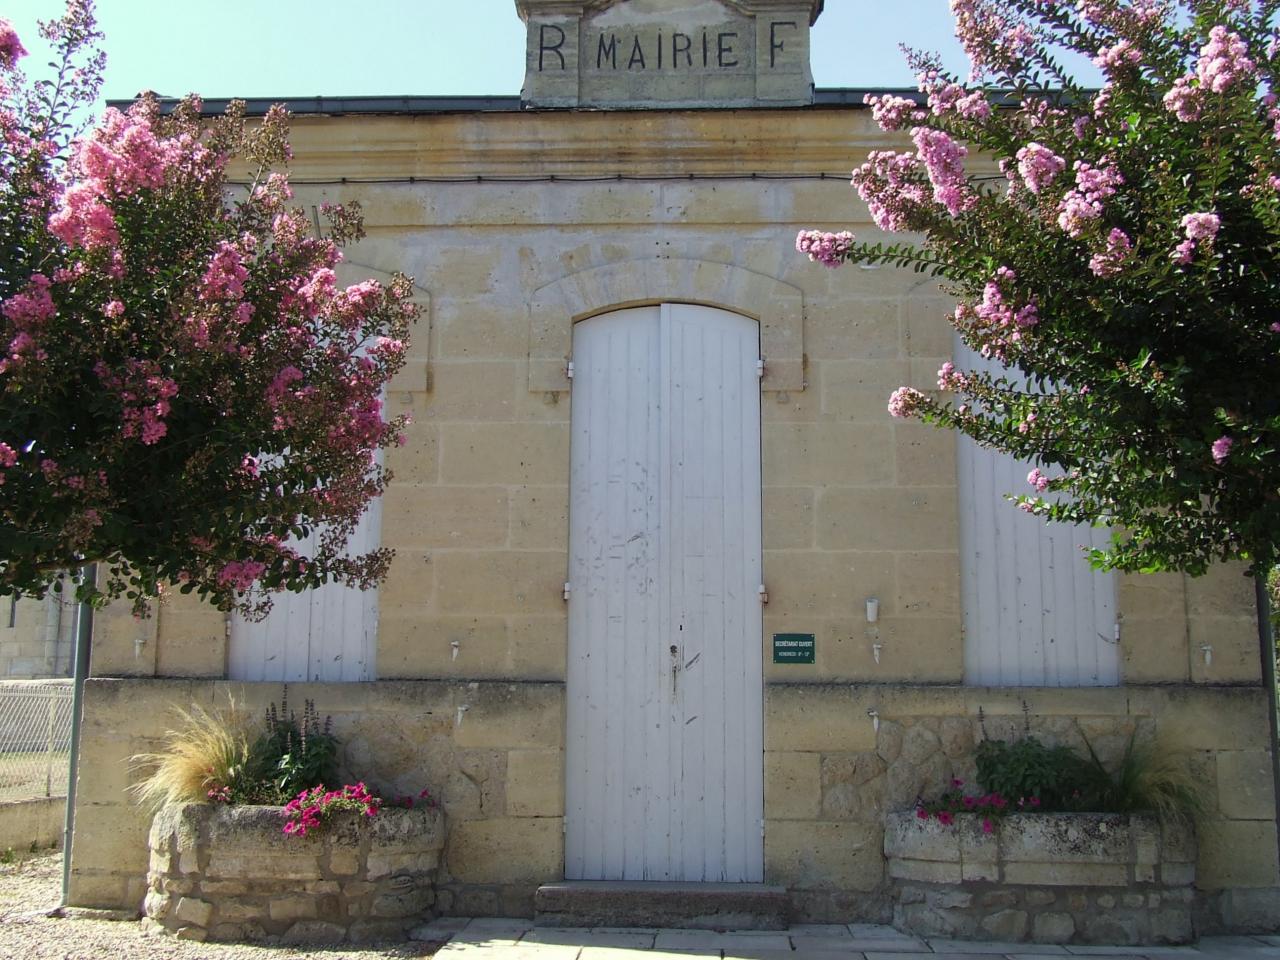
866, 598, 879, 623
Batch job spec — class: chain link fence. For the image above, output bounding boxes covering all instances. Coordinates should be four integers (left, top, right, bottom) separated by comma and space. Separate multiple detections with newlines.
0, 680, 73, 801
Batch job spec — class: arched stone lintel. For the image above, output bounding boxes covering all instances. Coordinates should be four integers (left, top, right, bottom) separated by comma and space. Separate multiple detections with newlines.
527, 258, 804, 392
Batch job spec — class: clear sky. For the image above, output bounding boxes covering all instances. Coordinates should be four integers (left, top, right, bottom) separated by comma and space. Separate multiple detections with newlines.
4, 0, 987, 105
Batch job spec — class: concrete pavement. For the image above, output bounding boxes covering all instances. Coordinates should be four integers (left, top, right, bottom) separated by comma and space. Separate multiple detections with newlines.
410, 918, 1280, 960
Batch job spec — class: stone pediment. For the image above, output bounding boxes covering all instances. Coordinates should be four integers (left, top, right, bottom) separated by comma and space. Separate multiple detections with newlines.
515, 0, 823, 109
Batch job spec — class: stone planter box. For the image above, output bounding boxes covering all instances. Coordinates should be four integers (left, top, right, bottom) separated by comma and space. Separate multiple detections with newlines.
144, 802, 445, 943
884, 810, 1196, 945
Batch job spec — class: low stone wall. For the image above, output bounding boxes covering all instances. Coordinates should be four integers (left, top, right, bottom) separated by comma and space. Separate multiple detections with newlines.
0, 797, 63, 853
144, 802, 445, 943
885, 811, 1197, 945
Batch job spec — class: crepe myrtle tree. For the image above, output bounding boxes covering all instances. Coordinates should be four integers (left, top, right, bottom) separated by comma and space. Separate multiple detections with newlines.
798, 0, 1280, 578
0, 2, 419, 615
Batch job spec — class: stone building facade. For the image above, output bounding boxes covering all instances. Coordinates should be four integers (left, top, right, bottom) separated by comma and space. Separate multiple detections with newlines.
66, 0, 1279, 936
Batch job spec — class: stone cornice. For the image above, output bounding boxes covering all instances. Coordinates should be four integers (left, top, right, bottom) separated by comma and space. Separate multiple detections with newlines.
280, 108, 893, 181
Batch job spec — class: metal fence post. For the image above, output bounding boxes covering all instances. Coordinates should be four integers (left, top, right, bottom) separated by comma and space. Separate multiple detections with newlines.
44, 696, 55, 798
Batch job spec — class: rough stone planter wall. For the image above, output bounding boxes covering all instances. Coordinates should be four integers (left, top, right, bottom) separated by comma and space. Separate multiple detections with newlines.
885, 810, 1197, 945
144, 802, 445, 943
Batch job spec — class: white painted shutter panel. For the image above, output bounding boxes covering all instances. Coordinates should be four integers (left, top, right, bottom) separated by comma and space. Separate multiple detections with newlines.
227, 498, 380, 682
956, 340, 1118, 687
566, 303, 763, 882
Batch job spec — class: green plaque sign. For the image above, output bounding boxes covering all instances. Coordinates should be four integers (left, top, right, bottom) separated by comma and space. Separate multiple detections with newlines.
772, 633, 815, 664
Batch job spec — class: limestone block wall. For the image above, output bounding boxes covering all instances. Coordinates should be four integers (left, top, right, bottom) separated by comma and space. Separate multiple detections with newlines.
69, 678, 565, 917
0, 592, 75, 679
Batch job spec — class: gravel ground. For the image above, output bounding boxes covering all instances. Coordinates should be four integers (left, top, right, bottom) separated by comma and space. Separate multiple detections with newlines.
0, 854, 441, 960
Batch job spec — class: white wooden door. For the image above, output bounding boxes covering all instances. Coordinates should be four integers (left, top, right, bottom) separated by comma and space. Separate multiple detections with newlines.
566, 303, 764, 882
227, 498, 380, 682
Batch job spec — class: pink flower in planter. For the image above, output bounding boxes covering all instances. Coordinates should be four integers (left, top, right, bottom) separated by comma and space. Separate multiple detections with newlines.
983, 818, 994, 834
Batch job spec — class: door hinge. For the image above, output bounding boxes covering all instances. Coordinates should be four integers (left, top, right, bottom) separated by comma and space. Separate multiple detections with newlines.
758, 584, 768, 604
756, 358, 765, 379
566, 360, 575, 380
563, 582, 571, 601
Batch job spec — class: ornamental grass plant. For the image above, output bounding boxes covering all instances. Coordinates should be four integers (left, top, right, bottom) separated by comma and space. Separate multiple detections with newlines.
128, 701, 254, 813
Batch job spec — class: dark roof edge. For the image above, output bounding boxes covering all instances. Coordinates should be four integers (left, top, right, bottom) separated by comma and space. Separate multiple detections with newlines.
106, 89, 922, 118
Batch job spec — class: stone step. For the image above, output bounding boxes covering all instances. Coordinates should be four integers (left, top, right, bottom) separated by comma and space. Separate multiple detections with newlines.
534, 881, 790, 930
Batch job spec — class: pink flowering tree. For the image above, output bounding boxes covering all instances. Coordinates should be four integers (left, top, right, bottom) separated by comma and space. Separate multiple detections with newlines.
0, 2, 419, 614
798, 0, 1280, 576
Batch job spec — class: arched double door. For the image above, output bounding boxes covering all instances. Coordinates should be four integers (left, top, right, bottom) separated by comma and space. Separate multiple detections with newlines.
565, 303, 764, 882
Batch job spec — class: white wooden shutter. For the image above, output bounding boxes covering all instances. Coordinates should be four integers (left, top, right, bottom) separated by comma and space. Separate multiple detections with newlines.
956, 339, 1118, 687
227, 498, 379, 682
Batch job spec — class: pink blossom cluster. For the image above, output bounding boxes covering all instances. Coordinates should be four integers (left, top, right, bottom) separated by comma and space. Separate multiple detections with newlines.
0, 441, 15, 486
392, 787, 437, 810
252, 172, 293, 213
949, 0, 1035, 81
282, 782, 382, 838
1212, 435, 1234, 464
912, 127, 973, 217
1027, 468, 1051, 492
1015, 142, 1066, 194
200, 241, 249, 302
0, 274, 56, 374
369, 336, 406, 360
1163, 76, 1204, 122
962, 266, 1040, 357
1088, 228, 1134, 277
1164, 26, 1256, 122
265, 365, 304, 408
1093, 39, 1142, 75
795, 229, 855, 268
48, 104, 201, 252
852, 151, 929, 232
0, 18, 25, 68
936, 360, 969, 391
927, 83, 991, 121
1056, 160, 1123, 237
887, 386, 926, 418
864, 94, 924, 131
216, 559, 268, 592
1196, 26, 1254, 94
1172, 211, 1220, 264
93, 358, 179, 445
